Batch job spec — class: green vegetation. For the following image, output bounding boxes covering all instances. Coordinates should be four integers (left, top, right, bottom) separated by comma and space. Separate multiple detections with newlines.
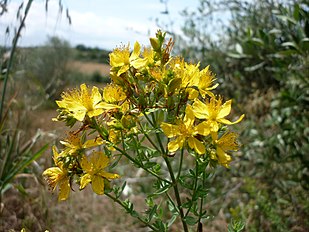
176, 0, 309, 230
75, 44, 110, 64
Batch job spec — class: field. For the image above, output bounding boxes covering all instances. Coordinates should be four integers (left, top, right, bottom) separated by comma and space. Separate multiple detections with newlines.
69, 61, 110, 76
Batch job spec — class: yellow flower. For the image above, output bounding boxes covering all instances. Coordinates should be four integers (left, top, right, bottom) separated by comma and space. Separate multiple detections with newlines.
161, 105, 210, 154
103, 84, 127, 103
42, 146, 70, 201
103, 84, 131, 114
56, 84, 118, 121
198, 65, 218, 98
109, 41, 141, 76
80, 151, 120, 195
212, 132, 239, 168
60, 133, 104, 156
192, 97, 244, 132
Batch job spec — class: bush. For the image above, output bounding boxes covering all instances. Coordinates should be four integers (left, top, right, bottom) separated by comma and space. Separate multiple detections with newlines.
175, 0, 309, 230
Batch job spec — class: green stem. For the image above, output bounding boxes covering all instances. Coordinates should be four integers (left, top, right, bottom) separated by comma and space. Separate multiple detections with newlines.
113, 145, 171, 184
185, 159, 199, 218
137, 121, 161, 152
105, 192, 157, 231
197, 197, 204, 232
164, 156, 189, 232
176, 147, 184, 181
0, 0, 33, 122
196, 170, 207, 232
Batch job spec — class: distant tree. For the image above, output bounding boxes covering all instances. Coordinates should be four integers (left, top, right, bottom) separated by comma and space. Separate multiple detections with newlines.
22, 36, 73, 101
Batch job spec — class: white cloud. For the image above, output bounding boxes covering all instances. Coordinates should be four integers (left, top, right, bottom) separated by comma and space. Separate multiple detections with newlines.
0, 0, 197, 50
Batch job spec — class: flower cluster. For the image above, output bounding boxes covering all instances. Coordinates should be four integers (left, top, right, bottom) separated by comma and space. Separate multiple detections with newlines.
43, 30, 244, 201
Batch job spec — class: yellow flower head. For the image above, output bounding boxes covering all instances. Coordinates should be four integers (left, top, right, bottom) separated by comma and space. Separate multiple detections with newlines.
80, 151, 120, 195
103, 84, 127, 103
161, 105, 210, 154
198, 65, 218, 98
212, 132, 239, 168
192, 97, 245, 132
60, 133, 104, 156
56, 84, 118, 121
109, 41, 141, 76
42, 146, 70, 201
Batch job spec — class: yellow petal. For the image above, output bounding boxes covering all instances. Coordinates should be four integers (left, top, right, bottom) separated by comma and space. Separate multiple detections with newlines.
195, 121, 210, 136
131, 58, 148, 69
184, 105, 195, 127
95, 152, 110, 170
80, 155, 91, 172
91, 86, 103, 105
99, 171, 120, 180
91, 175, 105, 195
216, 147, 232, 168
168, 136, 185, 152
209, 121, 219, 132
217, 100, 232, 119
161, 122, 180, 138
117, 64, 129, 76
87, 109, 104, 118
192, 99, 209, 119
96, 102, 120, 110
52, 146, 61, 164
83, 138, 104, 149
130, 41, 141, 61
72, 110, 86, 121
80, 173, 92, 190
188, 137, 205, 154
58, 178, 70, 201
187, 88, 199, 100
218, 114, 245, 125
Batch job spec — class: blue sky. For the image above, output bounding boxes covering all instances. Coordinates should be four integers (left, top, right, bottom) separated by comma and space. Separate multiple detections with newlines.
1, 0, 199, 50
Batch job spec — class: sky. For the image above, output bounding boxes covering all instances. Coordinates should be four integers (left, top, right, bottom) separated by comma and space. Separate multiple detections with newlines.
1, 0, 199, 50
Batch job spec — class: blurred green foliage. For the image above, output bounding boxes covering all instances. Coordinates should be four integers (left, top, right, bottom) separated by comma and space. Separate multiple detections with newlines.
75, 44, 110, 64
175, 0, 309, 231
20, 36, 73, 101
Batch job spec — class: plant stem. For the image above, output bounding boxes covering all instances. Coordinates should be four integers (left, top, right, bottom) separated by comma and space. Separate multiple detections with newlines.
0, 0, 33, 122
164, 156, 189, 232
185, 159, 199, 218
176, 147, 184, 181
105, 192, 157, 231
113, 145, 171, 184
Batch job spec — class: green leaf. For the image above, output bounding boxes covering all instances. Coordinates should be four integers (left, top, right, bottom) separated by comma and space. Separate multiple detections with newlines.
248, 38, 264, 46
184, 216, 197, 226
150, 183, 171, 196
144, 161, 157, 169
167, 214, 177, 227
227, 53, 249, 59
147, 204, 158, 222
281, 42, 299, 51
275, 15, 297, 24
235, 43, 243, 54
244, 62, 265, 72
168, 78, 182, 92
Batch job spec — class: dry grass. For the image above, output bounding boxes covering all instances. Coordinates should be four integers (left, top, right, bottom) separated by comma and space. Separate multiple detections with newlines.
69, 61, 110, 76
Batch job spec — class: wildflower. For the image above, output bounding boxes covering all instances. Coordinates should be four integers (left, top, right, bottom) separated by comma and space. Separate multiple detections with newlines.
42, 146, 70, 201
109, 41, 141, 76
198, 65, 218, 98
212, 132, 239, 168
103, 84, 127, 103
80, 151, 120, 195
192, 97, 244, 132
60, 133, 104, 156
161, 105, 210, 154
56, 84, 118, 121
